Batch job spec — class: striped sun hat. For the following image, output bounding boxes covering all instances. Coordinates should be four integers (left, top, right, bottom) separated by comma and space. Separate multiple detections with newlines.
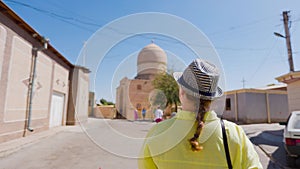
173, 58, 223, 100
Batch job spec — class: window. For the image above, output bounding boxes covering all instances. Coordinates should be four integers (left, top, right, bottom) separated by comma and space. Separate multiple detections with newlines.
226, 98, 231, 111
294, 120, 300, 129
137, 84, 142, 90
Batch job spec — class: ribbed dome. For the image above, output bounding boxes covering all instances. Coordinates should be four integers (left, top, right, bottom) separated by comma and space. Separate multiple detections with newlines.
136, 43, 167, 79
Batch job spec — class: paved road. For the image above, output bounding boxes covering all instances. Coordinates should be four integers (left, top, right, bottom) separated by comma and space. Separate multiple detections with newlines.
0, 118, 299, 169
241, 123, 300, 169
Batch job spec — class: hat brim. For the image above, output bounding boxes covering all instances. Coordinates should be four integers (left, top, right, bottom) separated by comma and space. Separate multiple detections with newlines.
173, 72, 183, 82
172, 72, 223, 100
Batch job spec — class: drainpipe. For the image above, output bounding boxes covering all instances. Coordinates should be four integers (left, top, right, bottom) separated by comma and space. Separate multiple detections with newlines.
27, 37, 49, 132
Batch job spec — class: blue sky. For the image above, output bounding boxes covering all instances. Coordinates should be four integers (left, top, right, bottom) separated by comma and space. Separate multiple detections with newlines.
4, 0, 300, 102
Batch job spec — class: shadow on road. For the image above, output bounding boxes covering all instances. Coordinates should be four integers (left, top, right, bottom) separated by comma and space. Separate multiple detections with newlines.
250, 129, 300, 169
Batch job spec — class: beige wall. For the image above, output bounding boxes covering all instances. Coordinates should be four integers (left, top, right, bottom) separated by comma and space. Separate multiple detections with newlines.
52, 62, 69, 125
0, 11, 72, 143
34, 53, 52, 121
2, 36, 69, 125
4, 36, 31, 122
4, 38, 59, 123
53, 63, 69, 93
276, 72, 300, 114
116, 77, 130, 119
224, 89, 288, 123
76, 71, 89, 122
287, 80, 300, 112
0, 25, 6, 81
67, 67, 89, 125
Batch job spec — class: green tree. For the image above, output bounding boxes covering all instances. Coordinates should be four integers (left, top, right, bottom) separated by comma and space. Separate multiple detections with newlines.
152, 73, 180, 112
100, 98, 114, 105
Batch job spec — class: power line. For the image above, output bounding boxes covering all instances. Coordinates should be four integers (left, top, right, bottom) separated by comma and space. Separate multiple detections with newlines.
4, 0, 293, 62
214, 47, 268, 51
247, 38, 279, 83
6, 0, 101, 27
5, 0, 282, 48
5, 0, 98, 32
46, 0, 101, 24
208, 15, 278, 37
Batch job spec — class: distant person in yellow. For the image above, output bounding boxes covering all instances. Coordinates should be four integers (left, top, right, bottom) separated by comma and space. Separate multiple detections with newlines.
138, 59, 262, 169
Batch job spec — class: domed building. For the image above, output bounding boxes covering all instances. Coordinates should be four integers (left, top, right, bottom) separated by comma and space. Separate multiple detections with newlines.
136, 43, 167, 80
115, 43, 167, 120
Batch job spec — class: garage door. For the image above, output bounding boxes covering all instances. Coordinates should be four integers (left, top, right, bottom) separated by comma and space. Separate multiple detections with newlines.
49, 92, 65, 127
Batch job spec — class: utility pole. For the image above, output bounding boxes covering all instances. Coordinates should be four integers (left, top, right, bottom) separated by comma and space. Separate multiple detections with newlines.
282, 11, 295, 72
242, 78, 246, 89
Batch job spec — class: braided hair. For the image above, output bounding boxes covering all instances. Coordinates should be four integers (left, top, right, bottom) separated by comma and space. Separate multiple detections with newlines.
188, 98, 212, 152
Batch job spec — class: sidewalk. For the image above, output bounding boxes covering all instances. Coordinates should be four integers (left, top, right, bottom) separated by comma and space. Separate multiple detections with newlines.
0, 126, 69, 158
0, 119, 145, 169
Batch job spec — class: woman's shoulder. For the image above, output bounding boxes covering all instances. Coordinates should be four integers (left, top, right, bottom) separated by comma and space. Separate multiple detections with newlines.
222, 119, 240, 129
222, 119, 248, 141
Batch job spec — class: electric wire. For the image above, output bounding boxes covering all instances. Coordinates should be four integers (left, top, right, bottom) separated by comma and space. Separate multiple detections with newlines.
4, 0, 298, 77
4, 0, 281, 52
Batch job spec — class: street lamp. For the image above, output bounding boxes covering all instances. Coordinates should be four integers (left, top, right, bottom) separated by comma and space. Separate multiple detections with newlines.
274, 31, 295, 72
274, 32, 285, 38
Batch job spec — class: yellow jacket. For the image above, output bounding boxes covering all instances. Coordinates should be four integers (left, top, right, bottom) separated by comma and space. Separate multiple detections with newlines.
138, 110, 263, 169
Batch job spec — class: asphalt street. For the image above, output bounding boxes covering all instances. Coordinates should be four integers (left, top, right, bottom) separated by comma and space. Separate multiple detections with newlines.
0, 118, 299, 169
